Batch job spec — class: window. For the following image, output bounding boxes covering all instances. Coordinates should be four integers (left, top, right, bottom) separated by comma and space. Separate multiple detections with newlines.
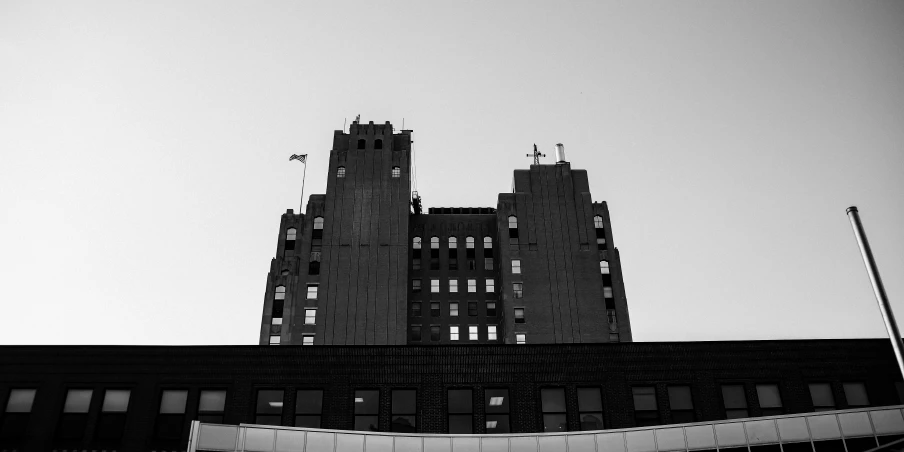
449, 301, 459, 317
302, 335, 314, 345
272, 286, 285, 324
304, 309, 316, 325
668, 386, 695, 423
412, 302, 422, 317
512, 259, 521, 274
609, 333, 620, 342
155, 389, 186, 439
354, 390, 379, 431
466, 236, 475, 249
375, 139, 384, 149
469, 325, 478, 341
508, 216, 519, 246
269, 335, 280, 345
255, 390, 284, 426
448, 389, 473, 434
306, 284, 318, 299
594, 215, 604, 229
844, 382, 869, 407
285, 228, 297, 250
392, 166, 400, 177
483, 236, 493, 258
722, 385, 748, 419
295, 390, 323, 428
632, 387, 659, 426
449, 236, 457, 249
337, 166, 346, 177
275, 285, 286, 300
513, 282, 523, 298
484, 257, 494, 270
391, 390, 416, 433
430, 325, 440, 341
508, 216, 518, 230
488, 325, 497, 340
541, 388, 568, 432
467, 279, 476, 292
313, 217, 324, 242
449, 238, 458, 270
413, 237, 422, 249
449, 279, 458, 293
450, 326, 460, 341
412, 279, 421, 292
57, 389, 92, 439
756, 384, 783, 416
809, 383, 835, 411
603, 287, 613, 298
1, 389, 36, 439
485, 389, 511, 433
600, 260, 609, 274
486, 301, 497, 317
486, 278, 495, 293
431, 279, 440, 293
468, 301, 478, 317
308, 253, 320, 275
514, 308, 525, 323
431, 236, 439, 249
412, 258, 421, 270
96, 389, 130, 439
578, 388, 604, 430
596, 237, 606, 250
357, 139, 365, 149
516, 333, 526, 344
431, 302, 440, 317
198, 390, 226, 424
411, 325, 422, 341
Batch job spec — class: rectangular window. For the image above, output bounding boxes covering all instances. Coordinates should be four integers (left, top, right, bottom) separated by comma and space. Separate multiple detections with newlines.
430, 325, 440, 341
609, 333, 620, 342
603, 287, 613, 298
411, 325, 422, 341
449, 257, 458, 271
431, 279, 440, 293
449, 301, 459, 317
810, 383, 835, 411
488, 325, 497, 341
467, 279, 476, 292
843, 382, 869, 407
57, 389, 93, 440
468, 259, 476, 270
155, 389, 186, 439
302, 335, 314, 345
485, 388, 511, 433
391, 390, 417, 433
198, 390, 227, 424
431, 302, 440, 317
306, 284, 318, 299
486, 301, 497, 317
1, 389, 36, 440
468, 301, 478, 317
412, 279, 421, 292
96, 389, 130, 439
412, 258, 421, 270
485, 278, 495, 293
722, 385, 748, 419
392, 167, 401, 178
449, 279, 458, 293
450, 326, 459, 341
448, 389, 473, 434
578, 388, 604, 431
512, 259, 521, 274
295, 390, 323, 428
354, 390, 379, 431
541, 388, 568, 432
513, 283, 523, 299
469, 325, 478, 341
255, 390, 284, 426
484, 258, 493, 270
304, 309, 316, 325
514, 308, 525, 323
516, 333, 526, 344
272, 300, 284, 325
668, 386, 695, 423
597, 237, 606, 250
756, 384, 783, 416
412, 302, 422, 317
269, 335, 280, 345
632, 387, 659, 426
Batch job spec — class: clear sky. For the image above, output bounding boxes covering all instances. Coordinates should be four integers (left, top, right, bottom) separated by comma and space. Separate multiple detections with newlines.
1, 1, 902, 345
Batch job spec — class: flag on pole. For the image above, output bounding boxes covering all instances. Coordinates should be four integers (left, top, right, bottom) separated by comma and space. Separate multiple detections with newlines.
289, 154, 307, 163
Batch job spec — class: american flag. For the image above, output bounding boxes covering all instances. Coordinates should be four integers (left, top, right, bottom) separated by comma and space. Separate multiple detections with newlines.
289, 154, 307, 163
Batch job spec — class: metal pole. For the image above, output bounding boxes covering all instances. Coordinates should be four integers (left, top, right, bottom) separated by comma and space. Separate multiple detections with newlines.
846, 206, 904, 378
299, 161, 307, 214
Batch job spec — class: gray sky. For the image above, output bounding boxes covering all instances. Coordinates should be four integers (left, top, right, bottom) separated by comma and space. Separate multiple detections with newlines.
1, 1, 902, 345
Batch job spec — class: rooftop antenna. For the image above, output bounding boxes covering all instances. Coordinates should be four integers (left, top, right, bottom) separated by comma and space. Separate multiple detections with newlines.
526, 143, 546, 165
343, 117, 347, 132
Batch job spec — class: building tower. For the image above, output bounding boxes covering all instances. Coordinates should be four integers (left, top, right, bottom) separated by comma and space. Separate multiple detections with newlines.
259, 120, 631, 345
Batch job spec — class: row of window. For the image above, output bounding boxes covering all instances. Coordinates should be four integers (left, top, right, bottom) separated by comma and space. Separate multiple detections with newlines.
411, 325, 500, 342
412, 278, 496, 293
413, 236, 494, 249
412, 300, 500, 317
334, 166, 401, 178
355, 138, 386, 150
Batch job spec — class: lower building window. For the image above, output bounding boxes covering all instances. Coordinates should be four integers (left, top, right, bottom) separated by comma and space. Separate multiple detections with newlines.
667, 386, 695, 423
514, 308, 525, 323
302, 335, 314, 346
1, 389, 36, 440
295, 390, 323, 428
448, 389, 473, 433
513, 283, 523, 299
431, 302, 440, 317
304, 309, 316, 325
844, 382, 870, 407
198, 390, 227, 424
756, 384, 783, 416
541, 388, 568, 432
722, 384, 749, 418
809, 383, 836, 412
411, 302, 422, 317
449, 301, 459, 317
255, 390, 284, 426
469, 325, 478, 341
578, 387, 604, 430
391, 390, 417, 433
155, 389, 187, 439
632, 386, 659, 426
411, 325, 422, 342
485, 388, 510, 434
430, 325, 440, 341
450, 326, 459, 341
468, 301, 478, 317
96, 389, 130, 440
516, 333, 526, 344
58, 389, 93, 440
269, 335, 280, 345
488, 325, 497, 341
484, 258, 493, 270
486, 301, 497, 317
354, 390, 380, 431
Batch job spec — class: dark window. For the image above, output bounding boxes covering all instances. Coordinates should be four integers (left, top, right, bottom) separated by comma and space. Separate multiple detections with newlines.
514, 307, 525, 323
508, 216, 519, 247
154, 389, 186, 440
375, 139, 383, 149
337, 166, 346, 177
412, 279, 421, 292
430, 325, 440, 341
357, 139, 365, 149
58, 389, 93, 440
485, 388, 510, 434
722, 385, 749, 419
285, 228, 296, 251
632, 387, 659, 426
198, 390, 226, 424
391, 166, 400, 177
483, 237, 493, 258
255, 390, 284, 426
354, 390, 380, 431
412, 258, 421, 270
578, 387, 604, 431
308, 260, 320, 275
513, 283, 523, 299
449, 257, 457, 270
313, 217, 324, 239
844, 382, 869, 407
756, 384, 783, 416
95, 389, 130, 440
468, 259, 476, 270
1, 389, 36, 440
484, 257, 493, 270
668, 386, 695, 423
295, 390, 323, 428
430, 258, 440, 270
411, 325, 422, 341
448, 389, 473, 434
810, 383, 836, 412
468, 301, 478, 317
431, 302, 440, 317
486, 301, 497, 317
541, 388, 568, 432
411, 302, 421, 317
391, 390, 416, 433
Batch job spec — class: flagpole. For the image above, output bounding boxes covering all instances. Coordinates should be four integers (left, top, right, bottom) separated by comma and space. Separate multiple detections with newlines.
299, 160, 307, 214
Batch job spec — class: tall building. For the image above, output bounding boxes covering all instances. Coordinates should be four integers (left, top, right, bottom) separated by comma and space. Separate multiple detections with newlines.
258, 119, 631, 346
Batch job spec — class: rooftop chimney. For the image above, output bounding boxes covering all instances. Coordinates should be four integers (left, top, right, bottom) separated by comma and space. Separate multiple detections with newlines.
555, 143, 567, 164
